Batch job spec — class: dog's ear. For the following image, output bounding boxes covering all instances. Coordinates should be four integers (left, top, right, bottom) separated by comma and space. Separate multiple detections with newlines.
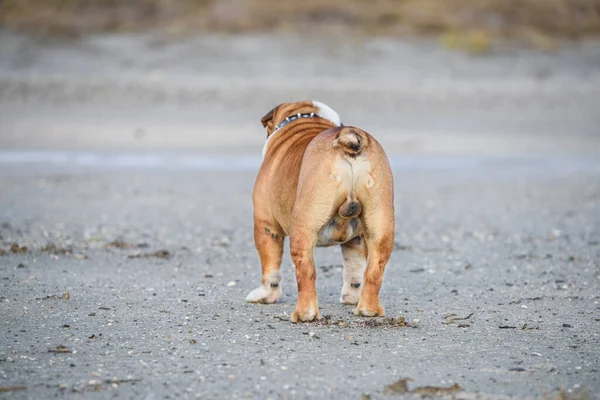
260, 106, 277, 128
260, 102, 291, 131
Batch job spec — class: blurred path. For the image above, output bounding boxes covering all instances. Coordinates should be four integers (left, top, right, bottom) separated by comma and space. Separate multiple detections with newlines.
1, 31, 599, 156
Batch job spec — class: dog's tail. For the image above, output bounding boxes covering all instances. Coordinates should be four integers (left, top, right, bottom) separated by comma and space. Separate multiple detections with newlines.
332, 127, 369, 157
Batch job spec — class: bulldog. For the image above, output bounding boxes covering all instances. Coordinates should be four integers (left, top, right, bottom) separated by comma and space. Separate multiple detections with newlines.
246, 100, 395, 322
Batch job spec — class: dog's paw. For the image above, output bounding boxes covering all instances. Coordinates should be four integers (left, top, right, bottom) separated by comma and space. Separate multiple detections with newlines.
246, 284, 282, 304
354, 303, 384, 317
340, 283, 361, 305
290, 304, 321, 323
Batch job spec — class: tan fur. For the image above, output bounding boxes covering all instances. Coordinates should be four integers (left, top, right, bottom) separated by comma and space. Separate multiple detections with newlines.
248, 100, 395, 322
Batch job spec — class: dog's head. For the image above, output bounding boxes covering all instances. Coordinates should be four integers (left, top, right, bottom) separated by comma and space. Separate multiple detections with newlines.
260, 100, 342, 136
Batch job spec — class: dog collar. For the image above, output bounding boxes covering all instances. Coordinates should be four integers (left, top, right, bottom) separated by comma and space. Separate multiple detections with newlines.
272, 112, 319, 134
271, 112, 344, 135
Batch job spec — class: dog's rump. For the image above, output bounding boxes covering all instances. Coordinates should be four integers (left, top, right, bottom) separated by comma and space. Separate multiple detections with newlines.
330, 126, 374, 220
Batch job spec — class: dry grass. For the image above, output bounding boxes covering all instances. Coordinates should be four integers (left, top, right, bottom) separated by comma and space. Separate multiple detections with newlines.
1, 0, 599, 41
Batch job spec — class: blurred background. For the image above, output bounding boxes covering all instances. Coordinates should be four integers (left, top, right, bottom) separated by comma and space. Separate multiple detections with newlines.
0, 0, 599, 159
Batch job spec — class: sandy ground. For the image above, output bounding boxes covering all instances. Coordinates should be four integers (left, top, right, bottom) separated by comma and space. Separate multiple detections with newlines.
0, 31, 599, 399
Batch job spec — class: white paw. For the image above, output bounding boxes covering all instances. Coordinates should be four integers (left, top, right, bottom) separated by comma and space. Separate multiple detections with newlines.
246, 284, 282, 304
340, 283, 361, 305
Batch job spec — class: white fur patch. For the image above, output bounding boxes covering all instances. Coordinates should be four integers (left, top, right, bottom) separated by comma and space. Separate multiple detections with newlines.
340, 242, 366, 304
312, 100, 342, 126
246, 271, 282, 303
246, 285, 282, 304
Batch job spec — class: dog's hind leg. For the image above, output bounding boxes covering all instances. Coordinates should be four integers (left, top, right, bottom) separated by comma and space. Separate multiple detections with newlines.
288, 185, 335, 322
290, 226, 320, 322
354, 203, 394, 317
340, 235, 367, 305
246, 220, 284, 304
353, 155, 395, 316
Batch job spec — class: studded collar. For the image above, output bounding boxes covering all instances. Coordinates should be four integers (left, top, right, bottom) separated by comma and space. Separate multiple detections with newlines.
271, 112, 319, 135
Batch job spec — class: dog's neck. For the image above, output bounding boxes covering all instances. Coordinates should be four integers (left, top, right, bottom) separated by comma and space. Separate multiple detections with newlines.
262, 100, 343, 159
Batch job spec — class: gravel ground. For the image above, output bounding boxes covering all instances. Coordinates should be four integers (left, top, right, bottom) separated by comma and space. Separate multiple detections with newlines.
0, 30, 599, 400
0, 163, 599, 400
